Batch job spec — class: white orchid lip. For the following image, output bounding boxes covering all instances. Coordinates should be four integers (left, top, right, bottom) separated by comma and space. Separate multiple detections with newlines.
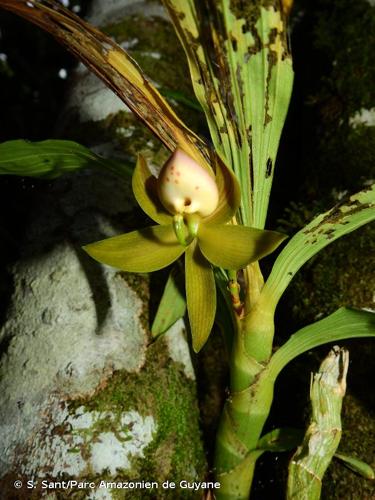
157, 148, 219, 217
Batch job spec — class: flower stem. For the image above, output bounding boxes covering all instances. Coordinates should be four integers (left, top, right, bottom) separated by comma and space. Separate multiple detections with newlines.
228, 270, 243, 317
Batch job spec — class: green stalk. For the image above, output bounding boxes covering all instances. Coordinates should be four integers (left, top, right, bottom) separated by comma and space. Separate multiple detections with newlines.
214, 264, 278, 499
214, 371, 276, 499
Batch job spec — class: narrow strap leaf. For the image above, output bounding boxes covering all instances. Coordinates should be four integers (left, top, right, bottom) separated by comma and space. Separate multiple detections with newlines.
162, 0, 227, 160
334, 453, 375, 480
151, 268, 186, 338
263, 184, 375, 308
0, 0, 211, 171
267, 308, 375, 380
185, 239, 216, 352
198, 224, 287, 270
163, 1, 294, 228
0, 139, 132, 179
83, 225, 184, 273
132, 155, 172, 225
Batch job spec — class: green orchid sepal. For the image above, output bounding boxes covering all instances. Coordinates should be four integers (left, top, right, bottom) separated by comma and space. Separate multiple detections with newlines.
84, 152, 286, 351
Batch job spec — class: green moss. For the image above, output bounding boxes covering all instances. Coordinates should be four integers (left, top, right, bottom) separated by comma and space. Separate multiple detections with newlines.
287, 0, 375, 198
312, 0, 375, 114
67, 339, 206, 499
284, 223, 374, 326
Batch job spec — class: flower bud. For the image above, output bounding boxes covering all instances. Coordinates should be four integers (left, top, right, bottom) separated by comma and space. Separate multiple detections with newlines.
157, 149, 219, 217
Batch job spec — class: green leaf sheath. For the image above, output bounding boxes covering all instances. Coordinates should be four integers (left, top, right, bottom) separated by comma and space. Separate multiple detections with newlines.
267, 308, 375, 380
198, 224, 287, 270
132, 155, 172, 225
185, 239, 216, 352
217, 425, 305, 494
0, 139, 132, 179
83, 225, 185, 273
287, 347, 349, 500
151, 268, 186, 338
263, 184, 375, 309
163, 1, 293, 228
214, 366, 276, 500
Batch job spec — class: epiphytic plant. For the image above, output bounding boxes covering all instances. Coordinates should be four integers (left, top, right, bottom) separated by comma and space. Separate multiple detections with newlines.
0, 1, 374, 499
84, 149, 286, 351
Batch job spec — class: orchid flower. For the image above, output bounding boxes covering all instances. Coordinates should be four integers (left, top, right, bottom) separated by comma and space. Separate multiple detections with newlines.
83, 149, 286, 351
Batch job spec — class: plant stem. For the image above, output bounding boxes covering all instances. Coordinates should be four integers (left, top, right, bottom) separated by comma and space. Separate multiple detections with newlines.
214, 344, 276, 499
287, 346, 349, 500
214, 263, 277, 499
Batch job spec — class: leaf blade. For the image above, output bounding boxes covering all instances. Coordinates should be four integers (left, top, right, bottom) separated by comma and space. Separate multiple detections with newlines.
164, 1, 294, 228
83, 225, 185, 273
335, 453, 375, 480
268, 308, 375, 380
151, 268, 186, 338
0, 139, 132, 179
264, 185, 375, 307
0, 0, 211, 171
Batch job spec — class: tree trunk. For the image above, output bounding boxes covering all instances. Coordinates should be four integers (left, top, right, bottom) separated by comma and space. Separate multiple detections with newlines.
0, 2, 206, 498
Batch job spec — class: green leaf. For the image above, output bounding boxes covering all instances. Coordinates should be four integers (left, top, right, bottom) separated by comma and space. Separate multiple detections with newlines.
335, 453, 375, 480
0, 139, 132, 179
151, 267, 186, 338
246, 6, 294, 229
0, 0, 213, 172
132, 155, 172, 225
198, 224, 287, 270
264, 185, 375, 308
185, 239, 216, 352
162, 0, 226, 154
257, 428, 304, 453
267, 308, 375, 380
163, 1, 293, 228
83, 225, 185, 273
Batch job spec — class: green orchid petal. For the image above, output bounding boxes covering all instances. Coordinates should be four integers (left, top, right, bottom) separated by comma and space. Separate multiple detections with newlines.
132, 154, 172, 225
198, 224, 287, 270
185, 239, 216, 352
204, 155, 241, 224
83, 225, 184, 273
